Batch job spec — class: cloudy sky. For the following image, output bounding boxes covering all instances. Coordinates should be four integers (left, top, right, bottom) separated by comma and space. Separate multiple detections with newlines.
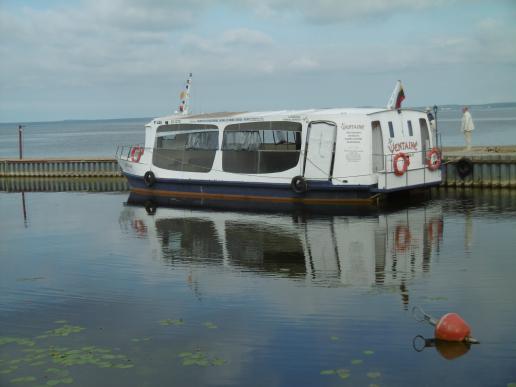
0, 0, 515, 122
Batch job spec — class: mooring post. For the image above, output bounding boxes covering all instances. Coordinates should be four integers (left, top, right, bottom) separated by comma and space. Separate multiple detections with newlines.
18, 125, 25, 159
433, 105, 439, 147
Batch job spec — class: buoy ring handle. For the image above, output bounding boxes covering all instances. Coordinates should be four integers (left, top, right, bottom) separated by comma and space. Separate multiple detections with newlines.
393, 152, 410, 176
426, 147, 441, 171
130, 146, 144, 163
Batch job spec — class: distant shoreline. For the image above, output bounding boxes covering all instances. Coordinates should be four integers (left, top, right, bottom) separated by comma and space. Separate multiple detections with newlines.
1, 102, 516, 125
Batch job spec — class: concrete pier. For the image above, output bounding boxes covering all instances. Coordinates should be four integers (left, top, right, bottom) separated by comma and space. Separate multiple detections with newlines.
0, 158, 121, 177
442, 147, 516, 188
0, 177, 128, 192
1, 147, 516, 189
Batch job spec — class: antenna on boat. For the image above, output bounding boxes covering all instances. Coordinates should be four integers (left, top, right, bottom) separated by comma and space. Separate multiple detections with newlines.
177, 73, 192, 115
387, 80, 405, 111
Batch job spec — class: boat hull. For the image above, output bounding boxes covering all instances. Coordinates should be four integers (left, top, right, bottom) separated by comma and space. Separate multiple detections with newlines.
123, 172, 380, 212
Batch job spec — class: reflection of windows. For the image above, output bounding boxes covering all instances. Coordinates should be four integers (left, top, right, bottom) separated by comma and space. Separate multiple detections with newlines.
156, 218, 223, 264
222, 121, 302, 174
153, 124, 218, 172
225, 221, 306, 276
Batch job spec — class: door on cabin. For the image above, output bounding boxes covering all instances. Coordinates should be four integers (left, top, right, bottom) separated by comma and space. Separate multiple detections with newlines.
304, 121, 337, 180
372, 121, 384, 172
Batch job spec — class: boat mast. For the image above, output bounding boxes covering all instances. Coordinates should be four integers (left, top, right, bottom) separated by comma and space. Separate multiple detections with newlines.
177, 73, 192, 115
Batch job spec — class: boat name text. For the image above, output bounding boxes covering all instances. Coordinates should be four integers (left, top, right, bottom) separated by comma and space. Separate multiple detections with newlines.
388, 140, 419, 153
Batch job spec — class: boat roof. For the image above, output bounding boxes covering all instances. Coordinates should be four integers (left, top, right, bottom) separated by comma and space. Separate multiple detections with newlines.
154, 107, 424, 123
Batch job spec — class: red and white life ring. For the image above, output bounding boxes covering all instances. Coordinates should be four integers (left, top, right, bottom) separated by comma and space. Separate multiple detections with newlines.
130, 146, 144, 163
395, 225, 411, 252
426, 147, 441, 171
393, 152, 410, 176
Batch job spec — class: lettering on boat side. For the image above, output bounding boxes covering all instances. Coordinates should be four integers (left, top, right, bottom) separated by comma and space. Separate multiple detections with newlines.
388, 139, 419, 153
341, 123, 365, 130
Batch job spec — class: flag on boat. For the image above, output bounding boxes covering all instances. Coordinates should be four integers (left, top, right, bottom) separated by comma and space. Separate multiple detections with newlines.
387, 80, 405, 110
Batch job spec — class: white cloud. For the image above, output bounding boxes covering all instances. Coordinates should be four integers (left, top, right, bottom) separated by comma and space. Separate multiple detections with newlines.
221, 28, 274, 46
235, 0, 449, 23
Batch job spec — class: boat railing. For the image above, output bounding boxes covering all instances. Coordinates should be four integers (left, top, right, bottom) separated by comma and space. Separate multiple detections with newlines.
372, 147, 443, 188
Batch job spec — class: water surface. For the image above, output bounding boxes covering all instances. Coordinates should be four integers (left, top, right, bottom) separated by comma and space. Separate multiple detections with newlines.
1, 189, 516, 386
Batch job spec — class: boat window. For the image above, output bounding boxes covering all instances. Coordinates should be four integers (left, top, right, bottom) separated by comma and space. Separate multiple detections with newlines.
388, 121, 394, 138
407, 120, 413, 136
153, 124, 219, 172
222, 121, 302, 174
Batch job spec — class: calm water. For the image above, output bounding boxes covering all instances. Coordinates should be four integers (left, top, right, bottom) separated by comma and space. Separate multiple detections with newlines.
0, 106, 515, 158
1, 189, 516, 386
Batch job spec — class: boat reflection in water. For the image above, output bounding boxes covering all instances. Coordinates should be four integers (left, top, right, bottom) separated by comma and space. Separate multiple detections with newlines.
121, 192, 443, 307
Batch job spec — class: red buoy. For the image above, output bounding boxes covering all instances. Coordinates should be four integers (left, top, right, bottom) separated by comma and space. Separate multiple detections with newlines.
435, 313, 471, 342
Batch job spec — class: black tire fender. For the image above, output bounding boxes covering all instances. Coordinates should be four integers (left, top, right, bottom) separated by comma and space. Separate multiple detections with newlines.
291, 175, 308, 194
143, 171, 156, 187
455, 158, 473, 179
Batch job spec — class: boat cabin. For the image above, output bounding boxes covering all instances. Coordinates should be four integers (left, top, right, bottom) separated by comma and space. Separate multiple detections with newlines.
122, 107, 440, 193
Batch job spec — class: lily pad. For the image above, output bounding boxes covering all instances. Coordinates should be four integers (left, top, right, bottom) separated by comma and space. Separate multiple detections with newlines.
320, 369, 336, 375
337, 369, 350, 379
211, 358, 227, 366
363, 350, 375, 355
11, 376, 37, 383
330, 336, 340, 341
114, 364, 134, 369
178, 351, 226, 367
43, 325, 85, 337
203, 322, 218, 329
351, 359, 363, 365
159, 319, 184, 326
367, 371, 381, 379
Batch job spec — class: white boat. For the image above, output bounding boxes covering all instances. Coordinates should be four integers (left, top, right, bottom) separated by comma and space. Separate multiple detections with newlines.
117, 77, 442, 210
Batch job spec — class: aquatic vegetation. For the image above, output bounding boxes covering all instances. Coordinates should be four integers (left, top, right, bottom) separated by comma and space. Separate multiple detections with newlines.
10, 376, 37, 383
131, 337, 152, 343
330, 336, 340, 341
203, 322, 218, 329
159, 319, 184, 326
319, 368, 350, 379
178, 351, 226, 367
37, 324, 86, 338
351, 359, 363, 365
367, 371, 381, 379
0, 337, 35, 347
0, 330, 135, 387
337, 369, 351, 379
363, 350, 375, 355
